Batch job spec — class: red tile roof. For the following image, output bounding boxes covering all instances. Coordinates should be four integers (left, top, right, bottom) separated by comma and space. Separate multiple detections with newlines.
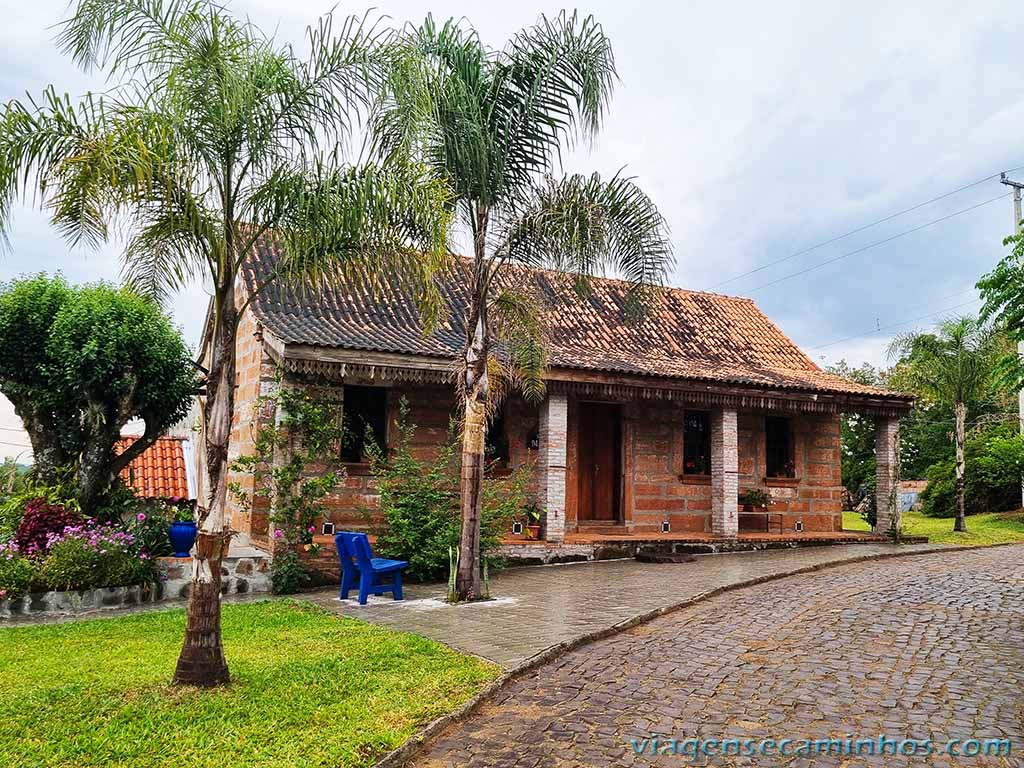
117, 436, 192, 500
244, 237, 906, 401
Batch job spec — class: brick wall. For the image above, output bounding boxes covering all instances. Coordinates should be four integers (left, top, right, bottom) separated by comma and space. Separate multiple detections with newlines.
563, 396, 844, 535
225, 327, 846, 540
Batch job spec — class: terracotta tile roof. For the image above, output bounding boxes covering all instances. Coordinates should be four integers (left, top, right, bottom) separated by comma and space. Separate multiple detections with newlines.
244, 237, 904, 400
117, 436, 192, 500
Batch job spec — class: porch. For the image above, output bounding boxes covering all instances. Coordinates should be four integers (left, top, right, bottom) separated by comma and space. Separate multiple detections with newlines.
533, 376, 909, 545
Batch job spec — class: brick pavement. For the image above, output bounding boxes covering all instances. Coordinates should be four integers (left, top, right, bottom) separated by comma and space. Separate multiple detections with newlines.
308, 543, 950, 667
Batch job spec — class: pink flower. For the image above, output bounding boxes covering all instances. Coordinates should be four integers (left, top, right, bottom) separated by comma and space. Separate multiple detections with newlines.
273, 529, 283, 539
307, 525, 316, 533
136, 513, 146, 521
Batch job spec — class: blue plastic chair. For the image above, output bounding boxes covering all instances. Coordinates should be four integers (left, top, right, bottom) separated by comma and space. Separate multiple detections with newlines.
335, 532, 408, 605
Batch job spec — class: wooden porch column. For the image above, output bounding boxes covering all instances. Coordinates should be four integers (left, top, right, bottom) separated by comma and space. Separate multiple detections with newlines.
874, 416, 901, 534
538, 393, 568, 543
711, 407, 739, 538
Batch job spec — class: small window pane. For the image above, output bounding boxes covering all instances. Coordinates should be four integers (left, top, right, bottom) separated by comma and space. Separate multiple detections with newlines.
765, 416, 794, 477
485, 408, 509, 466
683, 411, 710, 475
341, 386, 387, 462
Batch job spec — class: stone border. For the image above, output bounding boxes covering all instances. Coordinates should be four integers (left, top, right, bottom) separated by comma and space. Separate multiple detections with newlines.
0, 583, 163, 619
1, 553, 272, 622
374, 542, 1015, 768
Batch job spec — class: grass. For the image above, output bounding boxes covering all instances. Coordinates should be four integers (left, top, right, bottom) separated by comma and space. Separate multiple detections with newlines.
843, 509, 1024, 545
0, 600, 498, 768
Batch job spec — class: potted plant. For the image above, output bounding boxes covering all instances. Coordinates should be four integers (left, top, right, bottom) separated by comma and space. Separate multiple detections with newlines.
738, 488, 772, 512
515, 500, 544, 540
167, 497, 197, 558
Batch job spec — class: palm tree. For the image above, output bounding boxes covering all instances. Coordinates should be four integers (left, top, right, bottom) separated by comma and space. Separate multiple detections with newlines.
0, 0, 450, 686
889, 317, 1000, 533
375, 14, 673, 599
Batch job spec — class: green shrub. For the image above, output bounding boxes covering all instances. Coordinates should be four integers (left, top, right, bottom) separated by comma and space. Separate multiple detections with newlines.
919, 422, 1024, 518
270, 550, 309, 594
0, 546, 37, 600
370, 399, 529, 582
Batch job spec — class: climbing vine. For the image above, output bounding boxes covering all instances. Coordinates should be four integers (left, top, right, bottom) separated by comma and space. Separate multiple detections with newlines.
230, 374, 344, 593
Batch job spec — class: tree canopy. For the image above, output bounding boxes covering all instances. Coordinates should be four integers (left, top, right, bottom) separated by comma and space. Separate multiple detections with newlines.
0, 274, 196, 512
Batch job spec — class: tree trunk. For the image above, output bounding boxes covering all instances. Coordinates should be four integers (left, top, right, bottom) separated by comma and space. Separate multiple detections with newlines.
8, 399, 70, 485
455, 395, 485, 599
173, 279, 236, 687
454, 207, 490, 601
953, 400, 967, 533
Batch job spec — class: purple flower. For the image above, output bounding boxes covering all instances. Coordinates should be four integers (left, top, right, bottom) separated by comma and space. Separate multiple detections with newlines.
136, 513, 146, 522
273, 529, 283, 539
307, 525, 316, 533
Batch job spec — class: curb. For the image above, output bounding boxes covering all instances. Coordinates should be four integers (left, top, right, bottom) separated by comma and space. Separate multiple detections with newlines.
375, 542, 1017, 768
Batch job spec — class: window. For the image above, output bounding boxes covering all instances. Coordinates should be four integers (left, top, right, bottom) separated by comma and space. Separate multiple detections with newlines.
683, 410, 711, 475
340, 386, 387, 463
485, 408, 509, 466
765, 416, 795, 478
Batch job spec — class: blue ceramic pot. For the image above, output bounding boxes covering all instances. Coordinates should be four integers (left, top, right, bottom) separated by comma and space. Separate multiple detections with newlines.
169, 521, 197, 558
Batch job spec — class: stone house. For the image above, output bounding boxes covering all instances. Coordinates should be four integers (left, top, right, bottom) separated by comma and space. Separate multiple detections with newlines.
208, 236, 913, 548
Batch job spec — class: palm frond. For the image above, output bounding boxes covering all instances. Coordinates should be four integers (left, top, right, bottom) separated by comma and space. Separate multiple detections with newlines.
494, 172, 672, 311
250, 158, 453, 330
57, 0, 207, 75
490, 11, 616, 192
488, 287, 548, 402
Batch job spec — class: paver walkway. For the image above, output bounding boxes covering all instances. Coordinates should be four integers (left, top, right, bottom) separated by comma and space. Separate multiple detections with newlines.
412, 545, 1024, 767
308, 543, 949, 667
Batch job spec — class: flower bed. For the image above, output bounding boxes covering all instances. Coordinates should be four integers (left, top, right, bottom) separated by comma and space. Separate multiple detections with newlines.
0, 498, 160, 605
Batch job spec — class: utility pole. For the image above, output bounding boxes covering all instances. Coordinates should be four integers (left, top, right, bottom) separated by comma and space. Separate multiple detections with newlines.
1000, 172, 1024, 505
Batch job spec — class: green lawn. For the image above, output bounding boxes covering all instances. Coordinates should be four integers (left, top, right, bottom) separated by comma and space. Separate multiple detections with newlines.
0, 600, 498, 768
843, 509, 1024, 545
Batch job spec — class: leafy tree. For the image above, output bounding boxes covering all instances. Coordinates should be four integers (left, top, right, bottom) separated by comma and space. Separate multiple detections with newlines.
888, 317, 1002, 533
376, 14, 673, 599
0, 275, 195, 513
918, 421, 1024, 518
0, 1, 450, 686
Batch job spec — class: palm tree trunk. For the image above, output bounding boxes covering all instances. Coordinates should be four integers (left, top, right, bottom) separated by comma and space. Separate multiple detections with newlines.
173, 281, 236, 687
953, 400, 967, 533
455, 208, 489, 601
455, 393, 485, 598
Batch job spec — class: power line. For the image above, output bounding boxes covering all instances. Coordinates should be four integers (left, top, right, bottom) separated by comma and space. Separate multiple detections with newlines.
714, 166, 1023, 289
810, 295, 983, 352
744, 193, 1009, 294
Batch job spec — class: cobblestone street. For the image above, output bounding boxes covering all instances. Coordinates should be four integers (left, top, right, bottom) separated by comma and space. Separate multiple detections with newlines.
412, 546, 1024, 767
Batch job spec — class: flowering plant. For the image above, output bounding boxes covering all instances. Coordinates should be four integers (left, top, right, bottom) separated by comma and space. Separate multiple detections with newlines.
37, 521, 158, 591
165, 496, 195, 523
124, 506, 174, 558
229, 378, 343, 593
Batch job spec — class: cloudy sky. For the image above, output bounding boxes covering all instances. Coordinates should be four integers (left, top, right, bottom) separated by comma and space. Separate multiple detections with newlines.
1, 0, 1022, 458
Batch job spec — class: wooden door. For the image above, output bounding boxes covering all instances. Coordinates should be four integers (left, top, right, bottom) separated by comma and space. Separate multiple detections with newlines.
577, 402, 621, 522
